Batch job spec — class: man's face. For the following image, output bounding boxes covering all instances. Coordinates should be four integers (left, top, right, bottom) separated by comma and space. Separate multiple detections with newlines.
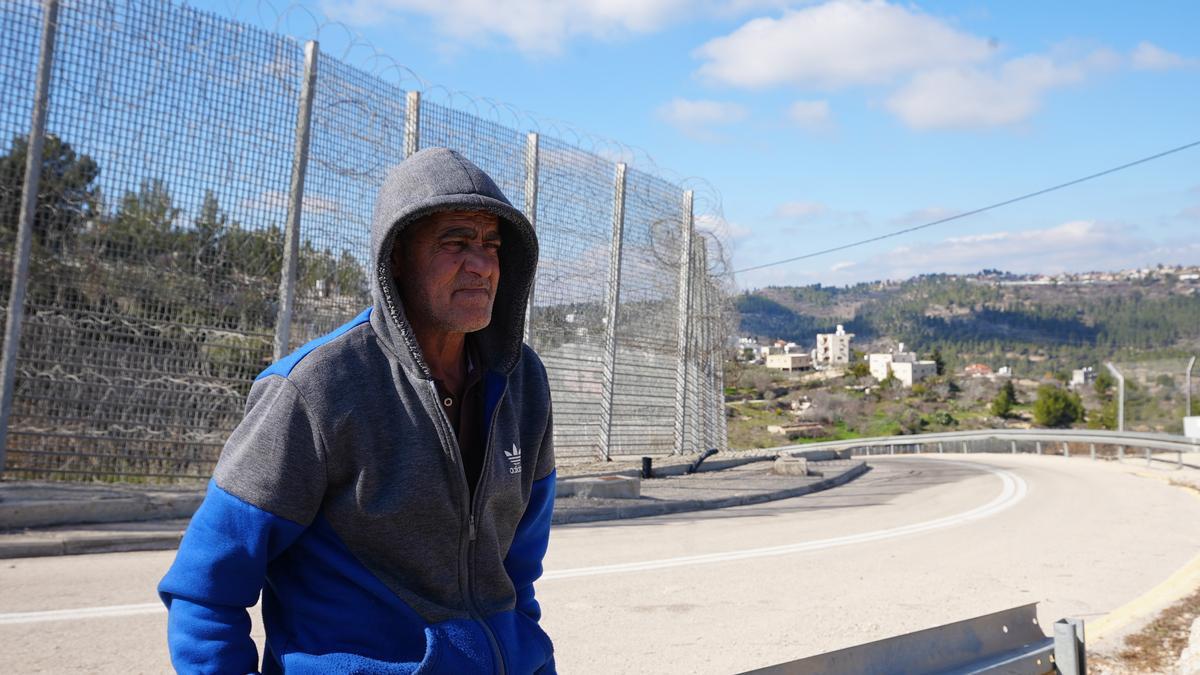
393, 210, 502, 336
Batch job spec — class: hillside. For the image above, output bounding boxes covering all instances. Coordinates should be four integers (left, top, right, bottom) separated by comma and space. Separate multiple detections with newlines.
736, 268, 1200, 373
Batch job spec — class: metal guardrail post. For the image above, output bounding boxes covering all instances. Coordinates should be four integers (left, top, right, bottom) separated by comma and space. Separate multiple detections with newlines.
1053, 618, 1086, 675
1106, 362, 1125, 432
1090, 443, 1096, 460
1062, 441, 1069, 458
1010, 440, 1017, 454
1145, 447, 1151, 466
0, 0, 61, 473
403, 90, 420, 159
1118, 445, 1125, 461
671, 190, 695, 455
1036, 441, 1042, 455
522, 132, 539, 345
961, 441, 967, 454
273, 40, 319, 362
597, 163, 627, 462
937, 442, 943, 454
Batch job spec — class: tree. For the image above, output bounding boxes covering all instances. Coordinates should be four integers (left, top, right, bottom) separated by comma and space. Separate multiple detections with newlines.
0, 133, 100, 252
1094, 369, 1115, 398
929, 347, 945, 375
847, 360, 870, 378
101, 178, 181, 263
990, 380, 1018, 418
1033, 385, 1084, 428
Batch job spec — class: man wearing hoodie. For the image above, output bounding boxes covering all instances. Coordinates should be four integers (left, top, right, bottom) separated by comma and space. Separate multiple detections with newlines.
158, 148, 556, 674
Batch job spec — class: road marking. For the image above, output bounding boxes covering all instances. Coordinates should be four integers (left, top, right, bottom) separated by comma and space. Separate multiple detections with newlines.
0, 602, 164, 624
0, 463, 1026, 625
543, 464, 1027, 581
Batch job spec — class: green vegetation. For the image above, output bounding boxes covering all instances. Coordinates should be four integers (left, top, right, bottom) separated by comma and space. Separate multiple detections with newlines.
1032, 385, 1084, 428
990, 380, 1017, 418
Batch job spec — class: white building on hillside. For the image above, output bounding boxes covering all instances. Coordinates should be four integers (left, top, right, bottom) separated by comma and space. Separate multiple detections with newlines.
868, 343, 937, 387
815, 325, 853, 366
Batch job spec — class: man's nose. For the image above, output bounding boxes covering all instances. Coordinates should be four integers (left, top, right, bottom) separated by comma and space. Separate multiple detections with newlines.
462, 244, 497, 277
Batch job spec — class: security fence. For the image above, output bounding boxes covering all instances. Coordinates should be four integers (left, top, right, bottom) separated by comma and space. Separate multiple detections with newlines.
0, 0, 731, 481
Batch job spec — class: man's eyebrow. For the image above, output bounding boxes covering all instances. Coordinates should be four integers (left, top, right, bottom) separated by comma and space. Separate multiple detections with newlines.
436, 226, 502, 241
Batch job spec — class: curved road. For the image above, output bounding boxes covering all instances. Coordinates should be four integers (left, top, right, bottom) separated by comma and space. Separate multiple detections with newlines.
2, 454, 1199, 673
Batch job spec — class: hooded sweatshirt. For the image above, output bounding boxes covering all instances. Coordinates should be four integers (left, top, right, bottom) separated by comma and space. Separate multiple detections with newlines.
159, 148, 557, 675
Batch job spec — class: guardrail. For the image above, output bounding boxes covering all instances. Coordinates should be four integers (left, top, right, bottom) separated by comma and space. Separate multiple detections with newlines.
744, 604, 1084, 675
775, 429, 1200, 465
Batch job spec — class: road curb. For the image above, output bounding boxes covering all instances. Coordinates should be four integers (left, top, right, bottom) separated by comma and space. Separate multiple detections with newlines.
0, 462, 871, 559
551, 461, 870, 525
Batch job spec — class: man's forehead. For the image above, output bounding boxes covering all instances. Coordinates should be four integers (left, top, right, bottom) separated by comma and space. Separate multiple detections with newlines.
422, 210, 500, 236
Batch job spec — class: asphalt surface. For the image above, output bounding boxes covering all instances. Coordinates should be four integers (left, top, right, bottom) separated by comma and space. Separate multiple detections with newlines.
2, 453, 1199, 674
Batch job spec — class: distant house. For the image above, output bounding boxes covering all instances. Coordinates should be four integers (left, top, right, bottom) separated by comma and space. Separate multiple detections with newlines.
1071, 367, 1096, 389
815, 324, 853, 366
766, 353, 813, 372
869, 343, 936, 387
964, 363, 993, 377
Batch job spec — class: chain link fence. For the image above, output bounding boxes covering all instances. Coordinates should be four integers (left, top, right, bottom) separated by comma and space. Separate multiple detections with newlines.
0, 0, 732, 481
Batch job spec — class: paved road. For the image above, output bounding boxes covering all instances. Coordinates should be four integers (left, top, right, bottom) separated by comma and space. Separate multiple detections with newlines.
2, 454, 1199, 674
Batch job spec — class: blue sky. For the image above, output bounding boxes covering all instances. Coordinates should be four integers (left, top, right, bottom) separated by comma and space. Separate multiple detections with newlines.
190, 0, 1200, 289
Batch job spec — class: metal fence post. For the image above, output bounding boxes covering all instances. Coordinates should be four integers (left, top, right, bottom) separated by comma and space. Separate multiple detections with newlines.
0, 0, 61, 473
272, 40, 319, 361
671, 190, 695, 455
1106, 362, 1125, 432
596, 163, 627, 462
522, 132, 539, 345
1187, 356, 1195, 418
403, 90, 420, 159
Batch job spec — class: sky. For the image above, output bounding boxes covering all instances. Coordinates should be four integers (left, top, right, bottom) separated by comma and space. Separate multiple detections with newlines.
189, 0, 1200, 290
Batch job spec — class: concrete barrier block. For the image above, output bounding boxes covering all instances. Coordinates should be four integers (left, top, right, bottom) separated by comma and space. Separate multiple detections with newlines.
772, 456, 809, 476
556, 475, 641, 499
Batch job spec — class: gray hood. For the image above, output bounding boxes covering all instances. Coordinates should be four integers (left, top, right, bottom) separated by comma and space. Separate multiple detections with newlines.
370, 147, 538, 376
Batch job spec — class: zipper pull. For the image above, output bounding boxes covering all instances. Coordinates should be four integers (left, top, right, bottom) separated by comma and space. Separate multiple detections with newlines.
468, 515, 477, 541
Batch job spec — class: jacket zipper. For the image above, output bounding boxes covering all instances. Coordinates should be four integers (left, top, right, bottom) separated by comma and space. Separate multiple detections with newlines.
427, 378, 509, 675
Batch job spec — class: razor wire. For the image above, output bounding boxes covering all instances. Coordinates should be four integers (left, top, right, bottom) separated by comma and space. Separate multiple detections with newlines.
0, 0, 733, 481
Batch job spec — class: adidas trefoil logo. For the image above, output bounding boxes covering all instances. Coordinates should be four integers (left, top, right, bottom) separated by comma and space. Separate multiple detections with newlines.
505, 443, 522, 475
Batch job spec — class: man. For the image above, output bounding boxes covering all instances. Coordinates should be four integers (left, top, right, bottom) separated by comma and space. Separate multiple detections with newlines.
159, 148, 557, 674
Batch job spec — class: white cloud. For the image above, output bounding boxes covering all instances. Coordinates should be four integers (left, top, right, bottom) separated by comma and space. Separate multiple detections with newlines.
787, 100, 831, 130
1131, 42, 1198, 71
892, 206, 959, 226
657, 98, 748, 126
694, 0, 993, 89
885, 53, 1096, 129
324, 0, 733, 54
774, 200, 826, 220
850, 221, 1197, 282
657, 98, 748, 140
735, 220, 1200, 289
697, 213, 752, 243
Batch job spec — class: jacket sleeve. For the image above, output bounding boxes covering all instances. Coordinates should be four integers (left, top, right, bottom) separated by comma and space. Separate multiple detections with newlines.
158, 375, 327, 674
503, 407, 555, 622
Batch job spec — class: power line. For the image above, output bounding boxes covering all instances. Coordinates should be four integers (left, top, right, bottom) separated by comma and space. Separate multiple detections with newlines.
733, 139, 1200, 275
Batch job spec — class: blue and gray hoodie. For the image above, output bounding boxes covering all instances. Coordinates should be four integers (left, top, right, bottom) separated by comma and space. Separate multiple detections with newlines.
159, 148, 557, 674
